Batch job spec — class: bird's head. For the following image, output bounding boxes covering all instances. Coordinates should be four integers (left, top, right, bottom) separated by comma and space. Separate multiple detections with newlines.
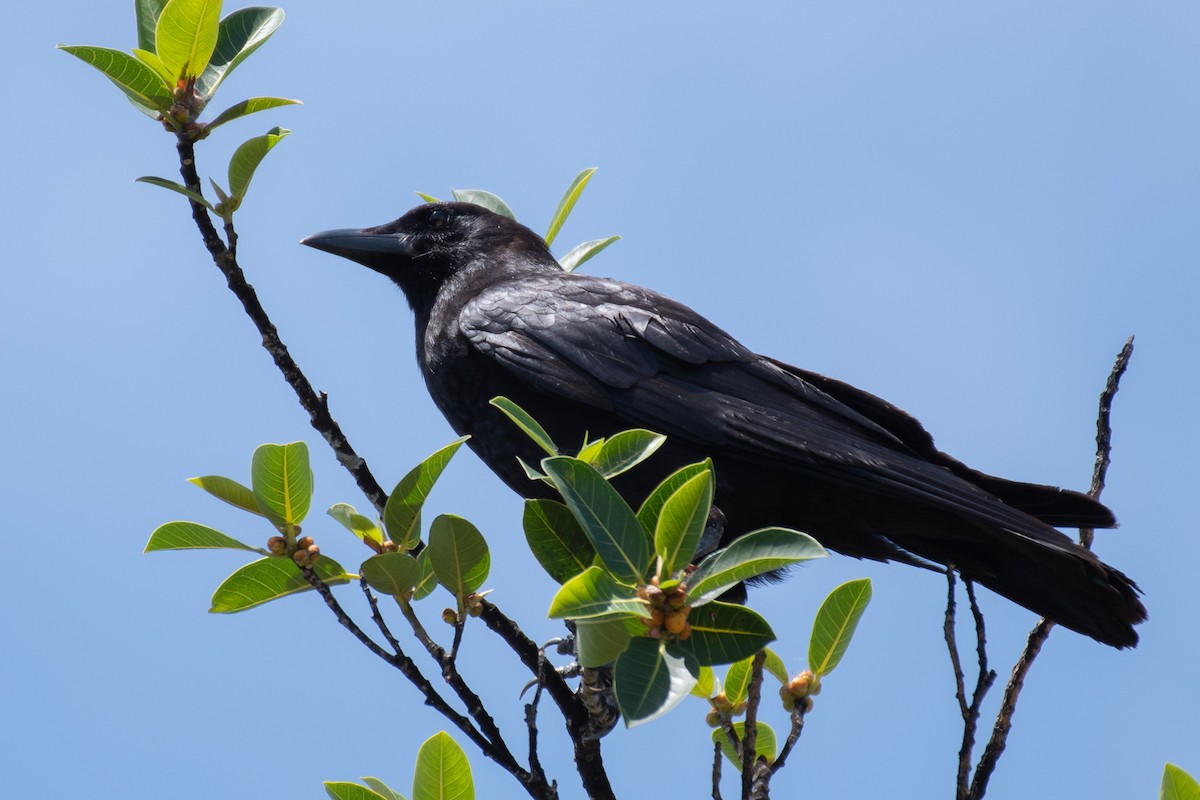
302, 202, 555, 312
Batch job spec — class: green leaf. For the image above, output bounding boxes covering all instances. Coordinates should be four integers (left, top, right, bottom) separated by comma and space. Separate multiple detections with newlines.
575, 616, 634, 668
413, 549, 438, 600
384, 437, 468, 550
197, 6, 285, 99
57, 46, 173, 112
155, 0, 223, 82
427, 515, 490, 598
544, 167, 596, 247
210, 555, 351, 613
324, 783, 388, 800
186, 474, 262, 516
517, 457, 553, 486
559, 235, 620, 273
250, 441, 312, 528
133, 48, 175, 84
327, 503, 384, 546
450, 189, 514, 219
723, 656, 753, 705
1162, 764, 1200, 800
227, 126, 290, 202
412, 732, 474, 800
575, 436, 605, 464
489, 397, 557, 456
136, 0, 170, 52
691, 665, 716, 698
678, 601, 775, 667
548, 566, 646, 620
809, 578, 872, 677
361, 778, 406, 800
637, 461, 710, 534
206, 96, 300, 132
523, 499, 595, 584
655, 468, 714, 579
614, 638, 698, 727
144, 521, 259, 552
688, 527, 827, 606
762, 647, 788, 685
714, 722, 777, 770
135, 176, 216, 211
361, 552, 421, 597
589, 429, 666, 479
541, 456, 651, 585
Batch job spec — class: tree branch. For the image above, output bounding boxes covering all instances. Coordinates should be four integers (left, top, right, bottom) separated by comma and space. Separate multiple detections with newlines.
478, 601, 616, 800
965, 338, 1133, 799
174, 136, 388, 515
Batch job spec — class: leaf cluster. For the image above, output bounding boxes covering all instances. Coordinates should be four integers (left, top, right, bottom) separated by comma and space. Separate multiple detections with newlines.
495, 396, 829, 726
145, 436, 489, 615
325, 731, 474, 800
59, 0, 299, 219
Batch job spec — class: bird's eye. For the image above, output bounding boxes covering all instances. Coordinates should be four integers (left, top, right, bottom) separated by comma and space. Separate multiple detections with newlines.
428, 208, 451, 229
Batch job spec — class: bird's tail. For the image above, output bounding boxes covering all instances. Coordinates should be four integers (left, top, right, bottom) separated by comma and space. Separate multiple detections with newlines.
895, 523, 1145, 648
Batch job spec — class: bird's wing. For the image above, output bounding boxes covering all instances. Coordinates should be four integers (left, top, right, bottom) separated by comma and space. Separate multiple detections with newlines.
459, 274, 1068, 542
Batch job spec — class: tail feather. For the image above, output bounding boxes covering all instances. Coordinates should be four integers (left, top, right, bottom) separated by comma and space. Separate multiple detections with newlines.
895, 523, 1145, 648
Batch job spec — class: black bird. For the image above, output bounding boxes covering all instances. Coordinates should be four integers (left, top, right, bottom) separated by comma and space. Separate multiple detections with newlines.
303, 202, 1145, 648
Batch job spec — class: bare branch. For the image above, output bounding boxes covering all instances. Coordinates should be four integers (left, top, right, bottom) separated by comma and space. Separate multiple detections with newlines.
477, 601, 616, 800
965, 338, 1133, 799
174, 136, 388, 515
740, 651, 766, 798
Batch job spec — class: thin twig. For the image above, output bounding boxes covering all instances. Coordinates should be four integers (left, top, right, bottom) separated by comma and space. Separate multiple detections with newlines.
392, 597, 518, 772
524, 680, 554, 798
955, 579, 997, 799
174, 137, 388, 515
768, 707, 807, 775
297, 568, 497, 761
966, 339, 1133, 799
712, 741, 724, 800
967, 618, 1054, 798
944, 570, 969, 719
1083, 335, 1134, 546
477, 600, 615, 800
360, 580, 404, 655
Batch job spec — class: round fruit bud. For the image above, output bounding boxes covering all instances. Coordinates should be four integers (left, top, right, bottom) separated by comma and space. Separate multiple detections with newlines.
442, 608, 458, 625
713, 692, 732, 713
664, 612, 689, 635
306, 544, 320, 563
644, 585, 664, 603
800, 697, 814, 714
292, 550, 310, 567
705, 710, 722, 727
296, 536, 314, 550
267, 536, 287, 555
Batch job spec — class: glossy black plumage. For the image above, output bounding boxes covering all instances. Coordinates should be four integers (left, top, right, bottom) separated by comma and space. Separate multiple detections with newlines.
303, 202, 1146, 647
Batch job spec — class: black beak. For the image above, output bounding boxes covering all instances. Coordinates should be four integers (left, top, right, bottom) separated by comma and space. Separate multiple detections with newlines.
301, 228, 414, 272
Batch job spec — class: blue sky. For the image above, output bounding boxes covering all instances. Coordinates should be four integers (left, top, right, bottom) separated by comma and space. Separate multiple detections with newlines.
5, 1, 1198, 797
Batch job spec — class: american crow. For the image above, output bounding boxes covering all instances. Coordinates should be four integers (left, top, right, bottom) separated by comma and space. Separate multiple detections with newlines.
303, 202, 1145, 648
